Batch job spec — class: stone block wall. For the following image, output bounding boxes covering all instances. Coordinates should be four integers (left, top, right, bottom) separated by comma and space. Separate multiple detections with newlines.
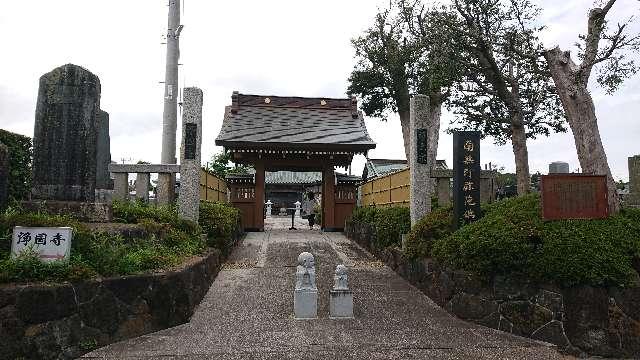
345, 220, 640, 358
0, 250, 223, 359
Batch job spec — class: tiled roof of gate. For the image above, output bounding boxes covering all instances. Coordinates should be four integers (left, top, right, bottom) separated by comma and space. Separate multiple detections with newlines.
227, 171, 362, 185
215, 93, 376, 151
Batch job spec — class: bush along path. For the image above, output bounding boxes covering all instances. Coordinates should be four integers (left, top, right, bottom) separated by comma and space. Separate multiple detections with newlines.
345, 195, 640, 358
0, 200, 243, 359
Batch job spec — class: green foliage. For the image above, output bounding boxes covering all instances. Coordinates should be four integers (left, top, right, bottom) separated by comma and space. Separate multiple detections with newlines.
404, 207, 453, 259
350, 206, 411, 249
205, 151, 253, 178
431, 194, 640, 287
112, 200, 199, 235
199, 201, 241, 252
0, 129, 32, 201
0, 201, 214, 283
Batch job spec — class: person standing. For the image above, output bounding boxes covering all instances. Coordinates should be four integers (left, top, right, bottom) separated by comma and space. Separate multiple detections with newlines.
302, 191, 319, 229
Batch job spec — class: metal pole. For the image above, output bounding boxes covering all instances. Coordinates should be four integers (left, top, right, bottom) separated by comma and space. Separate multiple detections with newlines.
161, 0, 181, 164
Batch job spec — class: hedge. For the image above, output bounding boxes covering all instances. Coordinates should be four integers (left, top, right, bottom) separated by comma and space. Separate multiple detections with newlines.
199, 201, 241, 254
351, 206, 411, 248
0, 129, 32, 201
425, 194, 640, 287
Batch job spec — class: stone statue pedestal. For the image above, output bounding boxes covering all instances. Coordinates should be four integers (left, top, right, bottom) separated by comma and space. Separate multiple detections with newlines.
294, 288, 318, 319
329, 289, 353, 319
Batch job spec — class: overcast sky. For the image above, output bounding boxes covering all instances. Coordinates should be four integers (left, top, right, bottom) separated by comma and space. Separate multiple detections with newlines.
1, 0, 638, 181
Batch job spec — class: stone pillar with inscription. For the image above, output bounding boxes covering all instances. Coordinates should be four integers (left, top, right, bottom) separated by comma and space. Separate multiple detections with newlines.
32, 64, 100, 202
178, 87, 204, 221
409, 95, 436, 225
95, 110, 112, 190
627, 155, 640, 208
453, 131, 481, 228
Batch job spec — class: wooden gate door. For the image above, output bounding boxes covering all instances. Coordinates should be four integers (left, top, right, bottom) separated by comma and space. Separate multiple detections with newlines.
334, 184, 357, 230
229, 180, 258, 231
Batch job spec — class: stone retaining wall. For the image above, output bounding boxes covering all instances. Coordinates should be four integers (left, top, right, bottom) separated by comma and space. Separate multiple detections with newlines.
0, 249, 223, 359
345, 220, 640, 358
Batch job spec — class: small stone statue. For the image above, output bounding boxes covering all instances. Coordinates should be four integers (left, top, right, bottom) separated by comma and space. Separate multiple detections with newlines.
295, 252, 316, 290
333, 264, 348, 290
330, 264, 353, 319
294, 252, 318, 319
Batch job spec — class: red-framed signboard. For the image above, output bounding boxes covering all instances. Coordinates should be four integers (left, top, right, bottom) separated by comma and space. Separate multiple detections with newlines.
540, 174, 609, 220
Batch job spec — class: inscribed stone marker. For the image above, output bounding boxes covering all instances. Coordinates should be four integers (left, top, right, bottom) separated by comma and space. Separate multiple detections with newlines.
409, 95, 435, 225
179, 87, 204, 221
627, 155, 640, 208
12, 226, 73, 263
95, 110, 112, 190
453, 131, 481, 228
31, 64, 101, 202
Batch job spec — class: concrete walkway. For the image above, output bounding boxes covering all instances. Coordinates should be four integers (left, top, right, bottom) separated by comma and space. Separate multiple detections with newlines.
84, 222, 562, 359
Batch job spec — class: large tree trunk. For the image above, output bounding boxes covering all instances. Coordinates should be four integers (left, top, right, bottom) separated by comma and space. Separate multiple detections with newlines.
510, 117, 531, 195
399, 109, 411, 163
544, 47, 619, 213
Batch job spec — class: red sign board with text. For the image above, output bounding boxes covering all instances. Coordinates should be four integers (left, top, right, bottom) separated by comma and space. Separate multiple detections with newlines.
541, 175, 608, 220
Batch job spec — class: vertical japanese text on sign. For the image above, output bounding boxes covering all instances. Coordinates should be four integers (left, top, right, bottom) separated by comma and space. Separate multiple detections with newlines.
453, 131, 481, 228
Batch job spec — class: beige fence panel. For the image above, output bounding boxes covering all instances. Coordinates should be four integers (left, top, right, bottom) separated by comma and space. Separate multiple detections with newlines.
199, 169, 228, 203
360, 168, 410, 208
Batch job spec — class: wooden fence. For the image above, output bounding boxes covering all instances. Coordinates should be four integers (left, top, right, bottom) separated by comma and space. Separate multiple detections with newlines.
360, 168, 410, 207
200, 169, 228, 203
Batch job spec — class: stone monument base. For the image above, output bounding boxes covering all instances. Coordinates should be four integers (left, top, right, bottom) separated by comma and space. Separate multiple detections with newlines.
329, 289, 353, 319
22, 201, 113, 222
294, 288, 317, 319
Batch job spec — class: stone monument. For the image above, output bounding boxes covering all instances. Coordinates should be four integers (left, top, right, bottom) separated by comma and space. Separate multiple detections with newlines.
294, 201, 301, 217
409, 95, 436, 225
0, 143, 8, 211
626, 155, 640, 208
31, 64, 101, 202
95, 109, 112, 190
294, 252, 317, 319
329, 264, 353, 319
549, 161, 570, 174
26, 64, 112, 222
265, 200, 272, 217
178, 87, 204, 221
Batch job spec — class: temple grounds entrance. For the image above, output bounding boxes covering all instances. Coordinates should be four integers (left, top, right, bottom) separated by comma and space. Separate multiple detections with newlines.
215, 92, 374, 231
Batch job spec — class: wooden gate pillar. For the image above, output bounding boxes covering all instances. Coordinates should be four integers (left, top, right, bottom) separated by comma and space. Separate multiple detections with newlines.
323, 166, 336, 231
254, 160, 265, 231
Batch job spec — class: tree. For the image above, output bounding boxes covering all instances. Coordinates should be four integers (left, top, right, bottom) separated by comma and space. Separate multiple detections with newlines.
205, 151, 252, 178
543, 0, 640, 213
436, 0, 566, 195
348, 4, 461, 165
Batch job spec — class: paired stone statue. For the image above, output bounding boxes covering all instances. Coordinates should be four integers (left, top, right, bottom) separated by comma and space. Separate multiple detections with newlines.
293, 252, 353, 319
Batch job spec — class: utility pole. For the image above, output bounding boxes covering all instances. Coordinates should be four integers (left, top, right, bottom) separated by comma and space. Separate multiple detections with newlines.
158, 0, 183, 205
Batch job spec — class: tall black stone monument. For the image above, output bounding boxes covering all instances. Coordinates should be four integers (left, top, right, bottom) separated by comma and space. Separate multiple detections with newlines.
31, 64, 100, 202
453, 131, 481, 228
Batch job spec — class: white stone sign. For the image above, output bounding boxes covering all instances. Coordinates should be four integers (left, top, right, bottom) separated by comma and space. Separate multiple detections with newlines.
11, 226, 72, 263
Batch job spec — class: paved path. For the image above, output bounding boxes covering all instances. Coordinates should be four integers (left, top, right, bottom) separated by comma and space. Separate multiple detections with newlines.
84, 222, 562, 359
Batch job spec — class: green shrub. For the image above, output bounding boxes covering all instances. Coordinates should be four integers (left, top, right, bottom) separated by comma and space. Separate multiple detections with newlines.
431, 194, 640, 287
374, 207, 411, 248
404, 207, 453, 259
112, 200, 199, 235
350, 206, 411, 249
0, 201, 210, 283
0, 129, 32, 202
199, 201, 241, 252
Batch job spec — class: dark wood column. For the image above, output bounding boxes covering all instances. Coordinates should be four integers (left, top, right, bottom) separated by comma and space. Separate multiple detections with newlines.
254, 160, 265, 231
322, 165, 336, 230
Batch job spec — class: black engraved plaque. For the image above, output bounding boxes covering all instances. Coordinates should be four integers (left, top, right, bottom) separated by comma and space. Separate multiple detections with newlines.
184, 123, 197, 160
